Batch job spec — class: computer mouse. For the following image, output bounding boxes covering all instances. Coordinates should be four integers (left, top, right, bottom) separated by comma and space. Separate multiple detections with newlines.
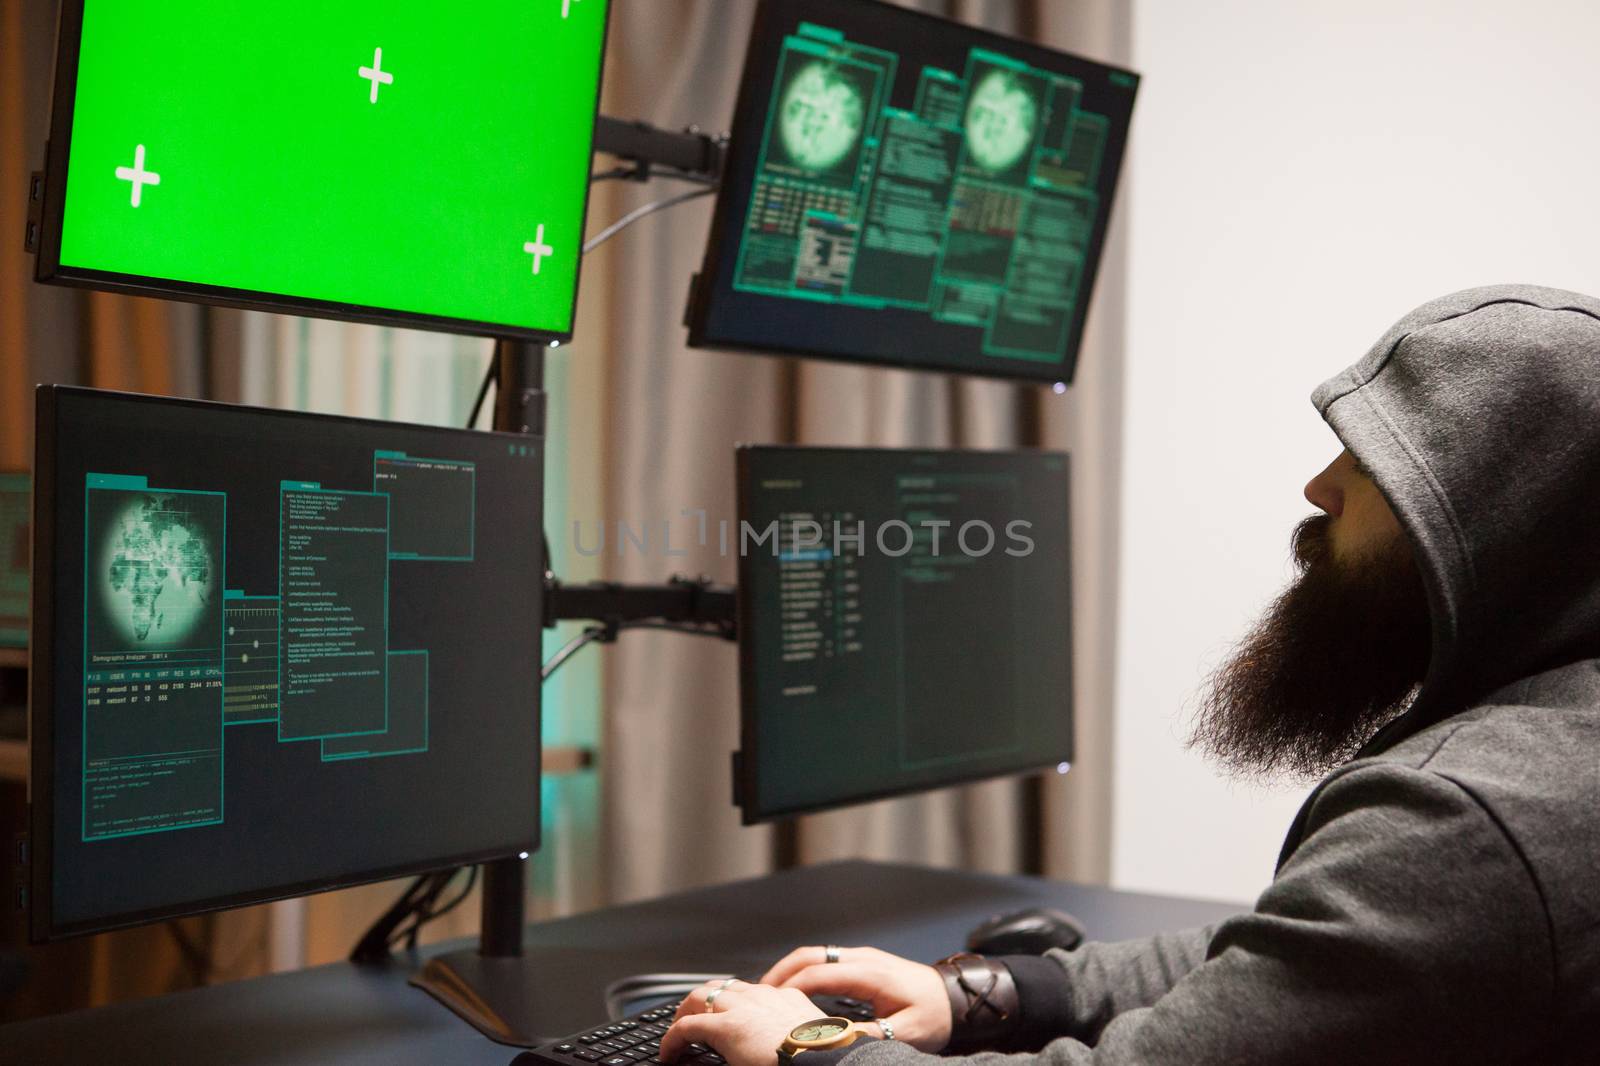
965, 906, 1086, 955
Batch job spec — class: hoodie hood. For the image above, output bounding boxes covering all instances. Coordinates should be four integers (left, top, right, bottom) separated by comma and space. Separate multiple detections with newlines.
1312, 284, 1600, 750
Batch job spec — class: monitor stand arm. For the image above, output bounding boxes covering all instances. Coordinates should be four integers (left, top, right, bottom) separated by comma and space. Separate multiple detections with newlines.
544, 576, 736, 640
592, 115, 726, 183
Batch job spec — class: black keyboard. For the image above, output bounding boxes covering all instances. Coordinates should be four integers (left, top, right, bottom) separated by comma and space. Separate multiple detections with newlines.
519, 994, 879, 1066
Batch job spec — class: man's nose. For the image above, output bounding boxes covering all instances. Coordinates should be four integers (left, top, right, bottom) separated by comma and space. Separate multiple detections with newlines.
1304, 466, 1344, 517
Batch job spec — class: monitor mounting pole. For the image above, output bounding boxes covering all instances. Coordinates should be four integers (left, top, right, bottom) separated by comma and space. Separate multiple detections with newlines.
408, 337, 556, 1047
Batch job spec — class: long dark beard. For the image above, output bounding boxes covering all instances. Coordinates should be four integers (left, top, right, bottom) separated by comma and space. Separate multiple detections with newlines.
1188, 514, 1432, 782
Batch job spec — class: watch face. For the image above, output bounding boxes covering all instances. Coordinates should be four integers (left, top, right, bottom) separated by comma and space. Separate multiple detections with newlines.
792, 1021, 848, 1043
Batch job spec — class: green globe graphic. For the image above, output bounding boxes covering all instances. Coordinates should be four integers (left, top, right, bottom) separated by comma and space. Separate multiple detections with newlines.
780, 61, 865, 171
964, 70, 1038, 174
100, 494, 215, 645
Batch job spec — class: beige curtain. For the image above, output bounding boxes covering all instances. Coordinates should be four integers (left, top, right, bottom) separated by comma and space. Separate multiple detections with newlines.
590, 0, 1130, 902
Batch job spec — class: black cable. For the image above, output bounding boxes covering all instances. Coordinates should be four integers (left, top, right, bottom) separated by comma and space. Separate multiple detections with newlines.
165, 921, 212, 986
583, 186, 716, 255
541, 625, 612, 682
542, 620, 730, 683
382, 864, 483, 952
421, 865, 479, 927
591, 164, 717, 187
466, 349, 499, 429
385, 869, 455, 950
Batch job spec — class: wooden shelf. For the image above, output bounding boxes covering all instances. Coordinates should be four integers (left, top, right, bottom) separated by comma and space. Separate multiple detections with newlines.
0, 647, 26, 669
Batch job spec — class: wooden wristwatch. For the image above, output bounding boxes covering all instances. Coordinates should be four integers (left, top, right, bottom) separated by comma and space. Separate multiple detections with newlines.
776, 1017, 874, 1065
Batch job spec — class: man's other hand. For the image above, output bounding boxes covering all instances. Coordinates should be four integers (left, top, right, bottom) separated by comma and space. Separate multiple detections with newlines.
760, 945, 952, 1052
663, 981, 827, 1066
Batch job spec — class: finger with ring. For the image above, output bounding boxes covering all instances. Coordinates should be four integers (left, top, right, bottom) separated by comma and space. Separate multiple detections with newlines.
703, 977, 739, 1012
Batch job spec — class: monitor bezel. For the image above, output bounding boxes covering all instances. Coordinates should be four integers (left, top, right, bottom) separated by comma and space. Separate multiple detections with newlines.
687, 0, 1139, 386
29, 385, 543, 942
733, 443, 1075, 825
32, 0, 611, 345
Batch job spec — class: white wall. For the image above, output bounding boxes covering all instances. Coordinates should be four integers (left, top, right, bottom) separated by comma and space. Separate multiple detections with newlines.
1113, 0, 1600, 903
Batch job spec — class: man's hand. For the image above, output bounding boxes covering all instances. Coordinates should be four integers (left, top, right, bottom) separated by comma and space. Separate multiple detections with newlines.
662, 980, 828, 1066
760, 945, 952, 1052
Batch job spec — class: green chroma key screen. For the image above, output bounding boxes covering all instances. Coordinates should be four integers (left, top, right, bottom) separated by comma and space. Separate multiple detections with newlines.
38, 0, 609, 340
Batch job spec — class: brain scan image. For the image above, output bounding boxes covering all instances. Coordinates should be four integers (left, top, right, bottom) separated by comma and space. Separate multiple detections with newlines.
780, 61, 867, 171
964, 69, 1039, 174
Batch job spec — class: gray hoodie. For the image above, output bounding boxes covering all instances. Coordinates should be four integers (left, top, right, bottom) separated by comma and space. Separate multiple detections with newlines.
842, 284, 1600, 1063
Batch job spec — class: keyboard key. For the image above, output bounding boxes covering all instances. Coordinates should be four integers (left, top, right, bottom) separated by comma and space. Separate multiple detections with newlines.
573, 1052, 604, 1062
580, 1036, 601, 1045
602, 1057, 632, 1066
554, 1044, 577, 1054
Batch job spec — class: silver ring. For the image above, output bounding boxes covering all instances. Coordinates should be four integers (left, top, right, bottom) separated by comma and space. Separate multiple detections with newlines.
824, 945, 842, 964
876, 1018, 895, 1042
703, 977, 737, 1012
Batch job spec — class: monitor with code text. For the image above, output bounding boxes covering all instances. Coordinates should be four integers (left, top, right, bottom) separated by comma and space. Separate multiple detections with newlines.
688, 0, 1138, 384
734, 445, 1073, 822
29, 387, 544, 940
34, 0, 609, 341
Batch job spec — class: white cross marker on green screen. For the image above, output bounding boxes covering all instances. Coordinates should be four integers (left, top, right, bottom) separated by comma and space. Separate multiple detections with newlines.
114, 144, 160, 207
524, 225, 554, 274
359, 47, 393, 103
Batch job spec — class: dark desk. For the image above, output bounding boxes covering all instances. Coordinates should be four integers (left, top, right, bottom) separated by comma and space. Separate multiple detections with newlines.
0, 861, 1242, 1066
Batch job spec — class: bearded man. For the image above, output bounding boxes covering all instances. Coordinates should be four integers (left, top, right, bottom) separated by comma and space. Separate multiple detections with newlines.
658, 285, 1600, 1063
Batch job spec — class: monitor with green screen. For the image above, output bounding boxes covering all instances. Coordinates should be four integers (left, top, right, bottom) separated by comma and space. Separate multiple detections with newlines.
35, 0, 609, 342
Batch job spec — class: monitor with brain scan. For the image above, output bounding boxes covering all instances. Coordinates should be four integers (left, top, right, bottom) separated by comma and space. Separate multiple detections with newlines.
687, 0, 1138, 384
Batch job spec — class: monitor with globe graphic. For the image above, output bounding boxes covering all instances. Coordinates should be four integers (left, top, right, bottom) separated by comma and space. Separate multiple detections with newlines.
688, 0, 1138, 384
29, 387, 544, 939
